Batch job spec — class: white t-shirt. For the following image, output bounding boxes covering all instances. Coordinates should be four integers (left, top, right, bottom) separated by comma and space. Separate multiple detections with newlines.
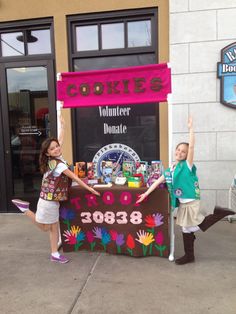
44, 156, 68, 179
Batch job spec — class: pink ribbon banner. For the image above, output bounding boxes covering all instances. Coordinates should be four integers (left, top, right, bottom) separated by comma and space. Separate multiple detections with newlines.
57, 63, 171, 108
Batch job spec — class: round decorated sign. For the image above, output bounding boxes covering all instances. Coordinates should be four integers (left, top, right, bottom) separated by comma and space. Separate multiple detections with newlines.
92, 143, 140, 177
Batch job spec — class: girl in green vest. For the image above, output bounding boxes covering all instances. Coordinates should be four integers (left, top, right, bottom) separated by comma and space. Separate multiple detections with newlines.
12, 113, 100, 264
137, 117, 234, 265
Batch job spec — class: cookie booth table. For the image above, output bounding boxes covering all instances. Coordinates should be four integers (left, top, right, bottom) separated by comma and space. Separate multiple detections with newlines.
59, 185, 171, 258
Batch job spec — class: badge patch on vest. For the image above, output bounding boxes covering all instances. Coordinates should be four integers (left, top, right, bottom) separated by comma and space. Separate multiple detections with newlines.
48, 159, 57, 171
174, 188, 183, 197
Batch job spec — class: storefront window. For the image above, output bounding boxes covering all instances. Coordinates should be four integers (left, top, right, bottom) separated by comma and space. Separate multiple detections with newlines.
1, 32, 24, 56
27, 29, 51, 55
101, 23, 124, 49
75, 104, 157, 163
0, 28, 52, 57
0, 18, 55, 212
74, 54, 156, 71
73, 53, 158, 163
76, 25, 98, 51
128, 20, 151, 47
68, 9, 158, 162
7, 66, 50, 196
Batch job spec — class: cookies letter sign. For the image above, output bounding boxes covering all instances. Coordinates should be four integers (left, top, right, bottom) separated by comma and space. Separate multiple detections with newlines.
57, 63, 171, 108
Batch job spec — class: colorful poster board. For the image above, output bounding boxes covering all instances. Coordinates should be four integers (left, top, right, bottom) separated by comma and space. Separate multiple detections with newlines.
60, 185, 170, 257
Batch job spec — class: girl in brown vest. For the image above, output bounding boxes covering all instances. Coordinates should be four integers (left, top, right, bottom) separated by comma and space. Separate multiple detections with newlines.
12, 113, 100, 264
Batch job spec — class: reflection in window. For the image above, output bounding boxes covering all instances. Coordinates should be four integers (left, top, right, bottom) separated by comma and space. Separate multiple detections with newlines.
76, 25, 98, 51
1, 32, 25, 56
74, 53, 156, 71
128, 20, 151, 47
7, 67, 48, 93
6, 66, 50, 197
28, 29, 51, 55
101, 23, 124, 49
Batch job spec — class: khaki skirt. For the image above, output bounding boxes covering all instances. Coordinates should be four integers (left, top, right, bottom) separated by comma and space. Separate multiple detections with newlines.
176, 200, 205, 228
35, 198, 60, 224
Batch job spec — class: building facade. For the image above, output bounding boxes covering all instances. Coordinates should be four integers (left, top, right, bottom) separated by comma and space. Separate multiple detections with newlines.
170, 0, 236, 215
0, 0, 169, 212
1, 0, 236, 214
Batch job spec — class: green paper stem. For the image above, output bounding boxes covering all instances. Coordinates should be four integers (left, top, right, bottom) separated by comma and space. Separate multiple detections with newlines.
102, 243, 107, 251
149, 243, 153, 255
75, 241, 83, 251
147, 228, 155, 234
142, 244, 148, 256
127, 248, 133, 256
63, 219, 71, 230
90, 242, 96, 251
154, 244, 167, 256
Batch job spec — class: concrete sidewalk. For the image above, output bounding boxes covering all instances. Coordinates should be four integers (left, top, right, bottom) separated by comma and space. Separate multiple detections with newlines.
0, 214, 235, 314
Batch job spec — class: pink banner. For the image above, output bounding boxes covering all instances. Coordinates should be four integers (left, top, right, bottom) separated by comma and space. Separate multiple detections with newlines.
57, 63, 171, 108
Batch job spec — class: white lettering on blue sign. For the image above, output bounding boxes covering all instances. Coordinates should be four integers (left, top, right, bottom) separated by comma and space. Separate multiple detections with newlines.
226, 49, 236, 62
222, 64, 236, 73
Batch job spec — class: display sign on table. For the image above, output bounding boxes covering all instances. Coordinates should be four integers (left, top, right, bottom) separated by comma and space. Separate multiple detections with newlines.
60, 185, 170, 257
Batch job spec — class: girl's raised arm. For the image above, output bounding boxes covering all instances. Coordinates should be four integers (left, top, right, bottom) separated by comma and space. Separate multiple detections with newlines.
58, 112, 65, 147
187, 116, 194, 167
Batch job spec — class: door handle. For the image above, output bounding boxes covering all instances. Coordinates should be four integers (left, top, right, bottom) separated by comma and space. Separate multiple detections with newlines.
5, 150, 9, 154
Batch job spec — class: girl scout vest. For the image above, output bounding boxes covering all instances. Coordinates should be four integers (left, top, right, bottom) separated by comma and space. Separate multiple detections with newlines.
164, 160, 200, 210
40, 158, 71, 201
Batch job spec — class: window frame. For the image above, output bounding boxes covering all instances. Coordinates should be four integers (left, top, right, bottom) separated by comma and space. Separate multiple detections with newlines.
67, 8, 157, 62
0, 18, 55, 62
67, 8, 159, 163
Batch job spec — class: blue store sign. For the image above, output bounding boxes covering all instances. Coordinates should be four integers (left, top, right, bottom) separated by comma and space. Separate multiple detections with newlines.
217, 42, 236, 109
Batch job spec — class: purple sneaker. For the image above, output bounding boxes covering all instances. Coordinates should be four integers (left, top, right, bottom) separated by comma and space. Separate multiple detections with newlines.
12, 199, 30, 212
50, 254, 69, 264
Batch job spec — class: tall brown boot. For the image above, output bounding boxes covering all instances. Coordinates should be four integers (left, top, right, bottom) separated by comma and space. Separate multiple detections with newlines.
175, 232, 195, 265
198, 206, 234, 232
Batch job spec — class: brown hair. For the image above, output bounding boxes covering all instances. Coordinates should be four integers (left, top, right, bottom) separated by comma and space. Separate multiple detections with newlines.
39, 137, 60, 174
176, 142, 189, 149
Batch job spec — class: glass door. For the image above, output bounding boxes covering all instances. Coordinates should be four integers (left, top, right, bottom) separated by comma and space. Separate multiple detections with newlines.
0, 60, 56, 212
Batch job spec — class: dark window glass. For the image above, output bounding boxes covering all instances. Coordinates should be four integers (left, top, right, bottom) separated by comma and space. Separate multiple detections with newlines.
74, 54, 156, 71
74, 104, 157, 163
7, 66, 50, 198
1, 32, 25, 56
76, 25, 98, 51
128, 20, 151, 47
73, 54, 157, 162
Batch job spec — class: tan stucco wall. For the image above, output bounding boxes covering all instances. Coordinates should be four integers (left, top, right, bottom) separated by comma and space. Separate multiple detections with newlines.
1, 0, 169, 166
